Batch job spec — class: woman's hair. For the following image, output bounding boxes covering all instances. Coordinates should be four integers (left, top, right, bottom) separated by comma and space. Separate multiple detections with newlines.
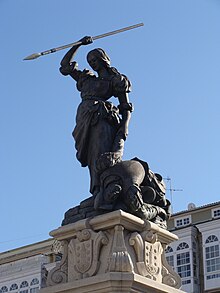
87, 48, 111, 67
87, 48, 122, 76
86, 48, 131, 92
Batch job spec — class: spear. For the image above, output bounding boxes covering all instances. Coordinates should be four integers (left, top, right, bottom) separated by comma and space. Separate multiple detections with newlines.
23, 23, 144, 61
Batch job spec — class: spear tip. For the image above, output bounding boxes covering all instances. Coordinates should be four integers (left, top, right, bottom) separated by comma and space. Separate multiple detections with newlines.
23, 52, 41, 61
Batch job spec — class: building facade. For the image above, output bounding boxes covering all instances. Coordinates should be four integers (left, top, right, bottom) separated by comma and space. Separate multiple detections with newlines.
0, 239, 61, 293
166, 201, 220, 293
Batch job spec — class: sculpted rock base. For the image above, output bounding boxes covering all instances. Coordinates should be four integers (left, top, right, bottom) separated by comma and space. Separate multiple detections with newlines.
40, 210, 186, 293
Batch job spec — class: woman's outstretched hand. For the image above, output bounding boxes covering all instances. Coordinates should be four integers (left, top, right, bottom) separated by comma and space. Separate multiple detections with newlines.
79, 36, 93, 45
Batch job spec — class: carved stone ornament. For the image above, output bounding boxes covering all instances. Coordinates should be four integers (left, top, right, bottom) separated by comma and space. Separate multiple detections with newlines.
161, 243, 182, 288
46, 240, 68, 286
68, 228, 108, 281
129, 231, 162, 281
44, 210, 182, 292
129, 230, 181, 289
51, 239, 63, 255
109, 225, 133, 272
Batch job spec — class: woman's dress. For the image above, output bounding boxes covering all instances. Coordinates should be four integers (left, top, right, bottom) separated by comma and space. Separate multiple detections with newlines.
72, 68, 131, 194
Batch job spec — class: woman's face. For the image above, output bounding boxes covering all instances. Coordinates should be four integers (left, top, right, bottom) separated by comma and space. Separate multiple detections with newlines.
87, 53, 103, 71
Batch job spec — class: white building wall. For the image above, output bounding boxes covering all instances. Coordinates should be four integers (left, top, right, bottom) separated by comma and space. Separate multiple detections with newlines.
197, 219, 220, 292
169, 226, 200, 293
0, 255, 49, 293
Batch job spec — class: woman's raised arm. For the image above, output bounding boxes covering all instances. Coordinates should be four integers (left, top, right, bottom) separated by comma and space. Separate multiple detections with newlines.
60, 36, 93, 67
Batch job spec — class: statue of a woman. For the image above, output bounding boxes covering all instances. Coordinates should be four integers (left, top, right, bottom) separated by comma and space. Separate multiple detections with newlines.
59, 36, 133, 197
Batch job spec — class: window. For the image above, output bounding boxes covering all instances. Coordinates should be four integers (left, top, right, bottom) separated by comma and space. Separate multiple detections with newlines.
177, 242, 189, 250
30, 278, 39, 293
30, 288, 38, 293
177, 252, 191, 277
206, 235, 218, 244
165, 246, 173, 253
30, 279, 39, 286
0, 287, 8, 293
166, 255, 174, 267
165, 246, 174, 267
10, 284, 18, 291
20, 282, 28, 293
205, 235, 220, 275
212, 208, 220, 219
176, 242, 191, 283
175, 217, 191, 228
182, 279, 191, 285
183, 218, 190, 225
206, 246, 220, 272
207, 273, 220, 280
176, 219, 183, 227
20, 282, 28, 288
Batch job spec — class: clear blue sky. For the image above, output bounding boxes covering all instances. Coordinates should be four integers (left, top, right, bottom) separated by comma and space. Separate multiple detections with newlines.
1, 0, 220, 252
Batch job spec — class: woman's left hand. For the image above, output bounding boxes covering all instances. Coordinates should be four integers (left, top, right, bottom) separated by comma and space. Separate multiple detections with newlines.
79, 36, 93, 45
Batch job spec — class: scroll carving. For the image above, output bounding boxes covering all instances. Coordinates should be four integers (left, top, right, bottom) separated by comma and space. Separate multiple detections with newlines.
46, 240, 68, 286
161, 244, 181, 289
129, 231, 162, 281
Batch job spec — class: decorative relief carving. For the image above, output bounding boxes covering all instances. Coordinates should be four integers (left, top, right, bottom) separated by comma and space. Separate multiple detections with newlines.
46, 240, 68, 286
68, 228, 108, 281
45, 214, 181, 290
46, 229, 109, 284
161, 244, 181, 289
144, 241, 161, 277
109, 225, 134, 272
129, 232, 181, 288
129, 231, 162, 281
144, 230, 157, 243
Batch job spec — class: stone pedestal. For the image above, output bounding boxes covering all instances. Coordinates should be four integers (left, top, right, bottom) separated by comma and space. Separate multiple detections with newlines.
41, 210, 185, 293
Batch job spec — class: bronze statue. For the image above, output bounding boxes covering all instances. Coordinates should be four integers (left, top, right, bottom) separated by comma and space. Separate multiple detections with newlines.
23, 24, 171, 226
60, 36, 133, 197
60, 37, 171, 228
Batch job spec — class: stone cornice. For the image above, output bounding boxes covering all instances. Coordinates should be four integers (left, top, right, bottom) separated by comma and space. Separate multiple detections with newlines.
50, 210, 178, 244
0, 239, 54, 265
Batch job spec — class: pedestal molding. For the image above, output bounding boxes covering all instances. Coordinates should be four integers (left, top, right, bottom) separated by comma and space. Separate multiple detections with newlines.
44, 211, 183, 292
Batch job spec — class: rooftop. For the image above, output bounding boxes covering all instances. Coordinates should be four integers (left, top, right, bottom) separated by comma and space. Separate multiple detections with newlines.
172, 201, 220, 217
